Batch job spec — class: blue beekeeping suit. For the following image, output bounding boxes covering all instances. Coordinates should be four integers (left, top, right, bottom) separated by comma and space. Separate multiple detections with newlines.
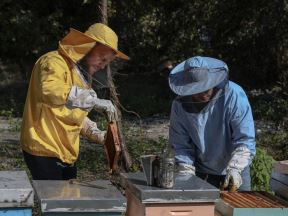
169, 81, 256, 175
168, 56, 256, 191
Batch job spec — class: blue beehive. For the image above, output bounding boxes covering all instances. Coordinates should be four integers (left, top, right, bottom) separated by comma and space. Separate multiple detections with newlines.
0, 171, 34, 216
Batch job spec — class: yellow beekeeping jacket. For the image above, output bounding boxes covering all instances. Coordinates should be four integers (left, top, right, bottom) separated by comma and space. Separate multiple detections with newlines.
20, 28, 98, 164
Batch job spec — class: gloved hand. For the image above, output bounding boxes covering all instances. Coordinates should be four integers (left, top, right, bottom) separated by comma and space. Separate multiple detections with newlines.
176, 163, 196, 175
223, 169, 242, 192
223, 145, 252, 192
81, 117, 106, 144
66, 86, 118, 122
93, 98, 118, 122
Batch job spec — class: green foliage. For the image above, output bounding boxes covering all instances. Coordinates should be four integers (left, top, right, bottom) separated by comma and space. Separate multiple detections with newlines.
1, 0, 288, 117
256, 131, 288, 161
111, 0, 211, 74
251, 147, 275, 191
126, 136, 167, 172
3, 0, 286, 88
0, 109, 13, 118
110, 0, 288, 89
116, 75, 173, 117
0, 0, 103, 80
0, 108, 22, 132
252, 90, 288, 124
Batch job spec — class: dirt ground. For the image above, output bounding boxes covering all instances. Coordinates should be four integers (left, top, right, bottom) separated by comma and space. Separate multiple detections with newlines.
0, 115, 279, 148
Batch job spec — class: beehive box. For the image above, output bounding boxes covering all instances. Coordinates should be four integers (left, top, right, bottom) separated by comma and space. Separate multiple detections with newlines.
216, 191, 288, 216
121, 172, 219, 216
33, 180, 126, 216
0, 171, 34, 216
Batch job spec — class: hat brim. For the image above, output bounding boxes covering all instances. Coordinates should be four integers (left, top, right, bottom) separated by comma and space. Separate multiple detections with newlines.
70, 28, 129, 60
169, 60, 228, 96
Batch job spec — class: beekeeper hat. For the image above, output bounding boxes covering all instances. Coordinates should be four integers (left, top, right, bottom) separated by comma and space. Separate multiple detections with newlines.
169, 56, 228, 96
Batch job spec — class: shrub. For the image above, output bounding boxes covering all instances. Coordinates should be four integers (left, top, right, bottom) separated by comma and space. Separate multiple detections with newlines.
251, 147, 275, 191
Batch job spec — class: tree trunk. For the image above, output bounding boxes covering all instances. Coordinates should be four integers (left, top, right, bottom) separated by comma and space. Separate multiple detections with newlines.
100, 0, 132, 171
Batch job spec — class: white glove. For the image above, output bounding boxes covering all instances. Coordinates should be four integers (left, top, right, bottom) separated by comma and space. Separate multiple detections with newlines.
177, 163, 195, 175
93, 98, 118, 122
81, 117, 106, 144
66, 86, 118, 122
223, 169, 242, 192
223, 145, 252, 191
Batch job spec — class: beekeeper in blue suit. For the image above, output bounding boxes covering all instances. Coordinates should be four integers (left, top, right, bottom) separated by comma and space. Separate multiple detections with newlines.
168, 56, 256, 191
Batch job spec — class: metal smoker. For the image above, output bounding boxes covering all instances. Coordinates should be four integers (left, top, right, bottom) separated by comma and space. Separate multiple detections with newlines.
141, 144, 175, 189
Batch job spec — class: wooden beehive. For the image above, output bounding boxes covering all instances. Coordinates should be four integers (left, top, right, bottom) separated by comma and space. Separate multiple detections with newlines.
216, 191, 288, 216
104, 122, 121, 172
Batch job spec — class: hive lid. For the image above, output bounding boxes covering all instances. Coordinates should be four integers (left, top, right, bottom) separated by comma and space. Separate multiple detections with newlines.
104, 122, 121, 172
120, 172, 219, 203
33, 180, 126, 213
0, 171, 34, 207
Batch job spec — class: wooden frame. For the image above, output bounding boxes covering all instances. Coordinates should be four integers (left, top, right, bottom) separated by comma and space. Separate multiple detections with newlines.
104, 122, 121, 172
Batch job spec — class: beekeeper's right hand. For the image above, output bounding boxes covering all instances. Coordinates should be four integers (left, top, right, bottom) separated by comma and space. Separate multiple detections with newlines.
66, 86, 118, 122
93, 98, 118, 122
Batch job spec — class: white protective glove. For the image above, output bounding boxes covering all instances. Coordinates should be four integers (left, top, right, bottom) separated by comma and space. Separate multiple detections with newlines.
176, 163, 196, 175
223, 145, 251, 191
93, 98, 118, 122
223, 169, 242, 192
66, 86, 118, 122
81, 117, 106, 144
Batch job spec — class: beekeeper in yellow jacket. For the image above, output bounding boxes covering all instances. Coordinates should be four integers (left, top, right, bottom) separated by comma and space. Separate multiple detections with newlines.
20, 23, 129, 180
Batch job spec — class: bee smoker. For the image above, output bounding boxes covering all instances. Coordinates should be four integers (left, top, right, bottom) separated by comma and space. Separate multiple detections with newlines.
152, 144, 175, 188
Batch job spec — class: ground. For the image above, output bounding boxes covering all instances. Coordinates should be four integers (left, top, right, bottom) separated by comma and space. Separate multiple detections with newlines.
0, 115, 279, 171
0, 115, 284, 215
